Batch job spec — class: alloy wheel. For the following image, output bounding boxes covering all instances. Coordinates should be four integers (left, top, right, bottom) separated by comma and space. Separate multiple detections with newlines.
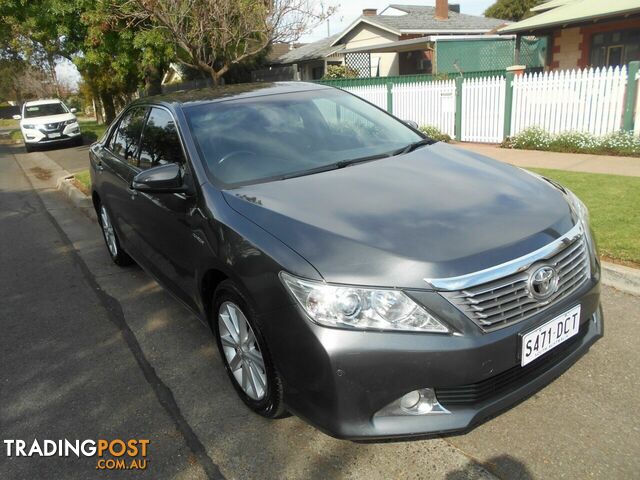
217, 301, 268, 401
100, 205, 118, 257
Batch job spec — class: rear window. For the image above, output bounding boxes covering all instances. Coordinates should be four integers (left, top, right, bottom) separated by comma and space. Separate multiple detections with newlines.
24, 102, 68, 118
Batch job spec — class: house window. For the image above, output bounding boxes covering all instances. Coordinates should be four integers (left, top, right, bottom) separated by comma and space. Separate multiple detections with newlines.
590, 29, 640, 68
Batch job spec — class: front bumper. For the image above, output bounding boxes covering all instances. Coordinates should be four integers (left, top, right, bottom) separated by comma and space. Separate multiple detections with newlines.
262, 275, 602, 440
23, 125, 81, 144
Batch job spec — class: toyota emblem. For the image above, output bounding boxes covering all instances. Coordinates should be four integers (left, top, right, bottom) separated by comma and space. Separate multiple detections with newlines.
528, 266, 559, 300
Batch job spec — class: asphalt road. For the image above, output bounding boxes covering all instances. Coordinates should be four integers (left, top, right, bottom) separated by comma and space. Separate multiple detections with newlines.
1, 143, 639, 479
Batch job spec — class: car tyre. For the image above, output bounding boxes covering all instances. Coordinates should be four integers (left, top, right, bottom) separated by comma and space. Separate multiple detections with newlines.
98, 203, 134, 266
212, 280, 286, 419
24, 143, 34, 153
74, 136, 84, 147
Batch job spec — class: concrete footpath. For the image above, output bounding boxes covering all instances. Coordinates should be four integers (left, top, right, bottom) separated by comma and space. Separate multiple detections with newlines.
458, 144, 640, 177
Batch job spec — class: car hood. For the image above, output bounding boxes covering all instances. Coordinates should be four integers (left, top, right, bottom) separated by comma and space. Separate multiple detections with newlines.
21, 113, 76, 126
222, 143, 575, 289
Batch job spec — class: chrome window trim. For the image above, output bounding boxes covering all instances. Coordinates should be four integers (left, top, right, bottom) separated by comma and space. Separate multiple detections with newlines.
424, 222, 584, 291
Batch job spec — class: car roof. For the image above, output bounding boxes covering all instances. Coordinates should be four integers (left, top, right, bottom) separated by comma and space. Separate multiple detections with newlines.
131, 81, 334, 109
24, 99, 63, 106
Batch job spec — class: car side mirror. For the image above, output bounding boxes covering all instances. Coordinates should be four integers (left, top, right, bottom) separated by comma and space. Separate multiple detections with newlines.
70, 108, 77, 113
403, 120, 419, 129
13, 114, 21, 120
132, 163, 192, 194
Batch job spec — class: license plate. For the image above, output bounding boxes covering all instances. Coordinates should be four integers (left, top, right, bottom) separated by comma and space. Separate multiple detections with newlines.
521, 305, 581, 366
47, 132, 61, 139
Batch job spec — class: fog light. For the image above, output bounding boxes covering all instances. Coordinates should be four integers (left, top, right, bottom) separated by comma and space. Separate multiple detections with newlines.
400, 390, 421, 410
375, 388, 450, 417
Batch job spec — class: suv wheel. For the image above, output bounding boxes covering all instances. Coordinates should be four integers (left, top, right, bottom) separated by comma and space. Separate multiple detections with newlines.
212, 280, 285, 418
98, 203, 133, 266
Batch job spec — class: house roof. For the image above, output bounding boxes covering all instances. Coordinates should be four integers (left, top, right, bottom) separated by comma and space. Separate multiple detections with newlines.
340, 34, 513, 54
330, 5, 508, 46
272, 34, 344, 65
530, 0, 574, 13
267, 42, 306, 61
500, 0, 640, 34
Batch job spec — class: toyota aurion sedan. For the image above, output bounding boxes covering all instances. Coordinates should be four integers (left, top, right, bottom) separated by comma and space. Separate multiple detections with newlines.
14, 99, 82, 152
89, 82, 603, 440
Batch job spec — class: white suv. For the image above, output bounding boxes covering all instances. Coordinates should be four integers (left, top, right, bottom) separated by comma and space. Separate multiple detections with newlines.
13, 99, 82, 152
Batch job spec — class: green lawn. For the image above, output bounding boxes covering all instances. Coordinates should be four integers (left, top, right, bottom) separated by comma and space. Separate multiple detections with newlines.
78, 119, 107, 141
0, 118, 18, 128
531, 168, 640, 266
73, 170, 91, 195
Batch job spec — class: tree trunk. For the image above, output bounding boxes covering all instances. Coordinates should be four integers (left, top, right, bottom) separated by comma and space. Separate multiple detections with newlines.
144, 64, 164, 96
100, 91, 116, 124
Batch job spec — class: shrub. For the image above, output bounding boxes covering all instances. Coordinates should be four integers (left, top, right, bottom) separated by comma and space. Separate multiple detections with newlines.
502, 127, 640, 157
502, 127, 551, 150
322, 65, 358, 80
419, 125, 452, 143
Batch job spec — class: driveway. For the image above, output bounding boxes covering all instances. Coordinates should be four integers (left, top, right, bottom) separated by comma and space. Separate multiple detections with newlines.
2, 144, 639, 479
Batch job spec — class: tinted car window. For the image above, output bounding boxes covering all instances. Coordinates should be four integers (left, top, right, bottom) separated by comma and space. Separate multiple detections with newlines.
138, 108, 184, 170
24, 102, 68, 118
111, 107, 147, 165
184, 89, 421, 186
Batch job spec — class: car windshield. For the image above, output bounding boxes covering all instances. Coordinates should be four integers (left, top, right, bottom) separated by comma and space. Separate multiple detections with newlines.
24, 102, 67, 118
184, 88, 423, 187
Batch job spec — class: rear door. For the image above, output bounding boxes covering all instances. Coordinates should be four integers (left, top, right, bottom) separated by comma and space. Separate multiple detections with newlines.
99, 107, 148, 255
127, 106, 201, 307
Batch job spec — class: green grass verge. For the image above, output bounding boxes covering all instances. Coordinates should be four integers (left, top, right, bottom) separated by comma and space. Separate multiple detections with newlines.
9, 129, 22, 141
0, 118, 18, 128
78, 119, 107, 142
531, 168, 640, 265
74, 170, 91, 194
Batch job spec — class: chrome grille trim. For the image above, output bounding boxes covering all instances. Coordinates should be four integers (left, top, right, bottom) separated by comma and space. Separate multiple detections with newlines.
439, 228, 590, 332
425, 223, 584, 291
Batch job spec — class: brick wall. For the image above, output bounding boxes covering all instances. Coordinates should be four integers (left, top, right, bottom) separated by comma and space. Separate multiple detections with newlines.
550, 17, 640, 70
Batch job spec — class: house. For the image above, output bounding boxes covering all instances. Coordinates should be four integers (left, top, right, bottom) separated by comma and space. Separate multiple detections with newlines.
499, 0, 640, 70
271, 1, 513, 79
268, 34, 346, 80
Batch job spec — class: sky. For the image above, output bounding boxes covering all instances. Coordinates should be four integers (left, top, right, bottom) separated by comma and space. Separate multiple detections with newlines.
57, 1, 496, 89
300, 0, 496, 42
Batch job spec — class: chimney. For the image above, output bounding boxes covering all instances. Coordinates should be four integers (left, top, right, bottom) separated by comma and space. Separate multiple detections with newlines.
435, 0, 448, 20
362, 8, 377, 16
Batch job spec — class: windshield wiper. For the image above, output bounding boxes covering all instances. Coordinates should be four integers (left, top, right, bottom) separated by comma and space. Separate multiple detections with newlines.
394, 138, 436, 156
279, 152, 393, 181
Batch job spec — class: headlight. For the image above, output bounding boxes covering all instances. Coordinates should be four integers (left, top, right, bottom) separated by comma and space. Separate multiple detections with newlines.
64, 119, 78, 125
280, 272, 449, 333
565, 188, 589, 228
23, 124, 36, 130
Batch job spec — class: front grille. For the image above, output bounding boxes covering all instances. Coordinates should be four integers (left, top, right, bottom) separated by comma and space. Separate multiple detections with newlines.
39, 122, 64, 133
435, 323, 588, 405
442, 234, 589, 331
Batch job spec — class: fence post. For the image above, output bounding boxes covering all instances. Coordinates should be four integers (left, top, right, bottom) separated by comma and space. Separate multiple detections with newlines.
386, 81, 393, 114
454, 76, 463, 141
623, 61, 640, 132
503, 71, 515, 139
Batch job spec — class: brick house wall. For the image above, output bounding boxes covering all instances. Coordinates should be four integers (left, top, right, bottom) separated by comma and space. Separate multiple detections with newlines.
549, 16, 640, 69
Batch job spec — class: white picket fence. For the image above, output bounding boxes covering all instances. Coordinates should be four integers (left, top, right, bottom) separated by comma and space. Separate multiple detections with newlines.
511, 66, 627, 137
393, 80, 456, 138
336, 65, 635, 143
342, 84, 387, 111
462, 76, 505, 143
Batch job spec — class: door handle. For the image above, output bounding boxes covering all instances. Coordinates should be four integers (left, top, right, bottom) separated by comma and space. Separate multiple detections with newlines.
96, 162, 104, 172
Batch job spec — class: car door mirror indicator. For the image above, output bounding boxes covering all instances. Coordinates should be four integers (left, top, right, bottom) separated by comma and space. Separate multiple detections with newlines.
131, 163, 192, 194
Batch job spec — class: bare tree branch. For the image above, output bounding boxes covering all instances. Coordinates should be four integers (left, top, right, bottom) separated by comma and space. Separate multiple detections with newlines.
110, 0, 334, 85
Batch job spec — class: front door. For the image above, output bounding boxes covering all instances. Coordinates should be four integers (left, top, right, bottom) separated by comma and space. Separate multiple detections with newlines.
100, 106, 148, 256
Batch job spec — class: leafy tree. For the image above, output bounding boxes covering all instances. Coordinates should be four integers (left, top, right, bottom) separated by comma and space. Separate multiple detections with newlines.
484, 0, 543, 22
114, 0, 334, 85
